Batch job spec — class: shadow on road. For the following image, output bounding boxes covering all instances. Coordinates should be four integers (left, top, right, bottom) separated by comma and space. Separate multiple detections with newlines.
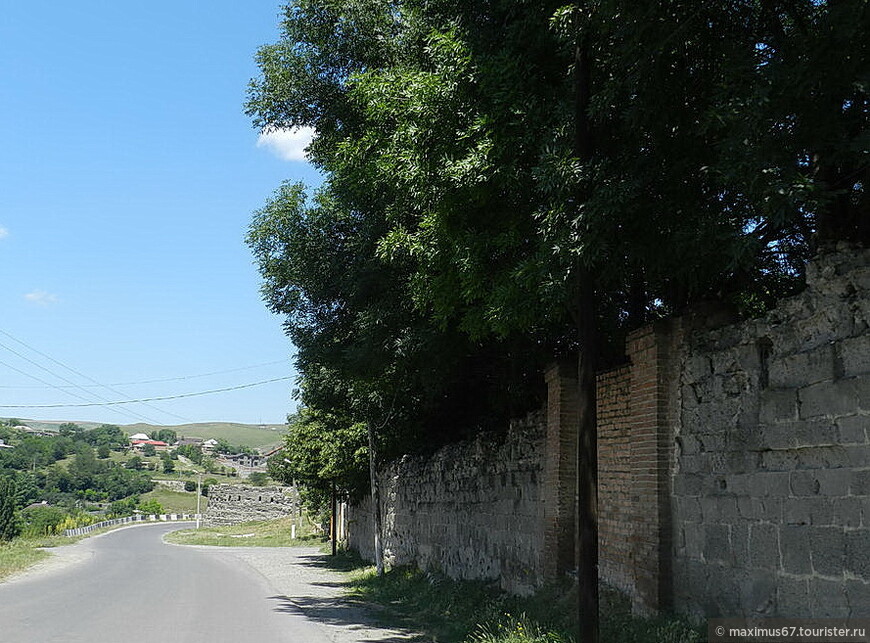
268, 594, 429, 643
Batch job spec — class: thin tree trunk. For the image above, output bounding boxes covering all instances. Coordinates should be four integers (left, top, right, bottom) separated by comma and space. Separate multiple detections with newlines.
367, 422, 385, 576
331, 480, 338, 556
575, 30, 600, 643
576, 270, 599, 643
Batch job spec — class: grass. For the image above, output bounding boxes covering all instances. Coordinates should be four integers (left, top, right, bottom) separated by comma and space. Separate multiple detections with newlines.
15, 419, 288, 449
139, 488, 206, 514
164, 516, 320, 547
0, 539, 51, 582
320, 550, 703, 643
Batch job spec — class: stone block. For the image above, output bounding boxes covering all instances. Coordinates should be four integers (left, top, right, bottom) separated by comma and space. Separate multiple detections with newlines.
748, 523, 779, 571
794, 419, 840, 447
837, 415, 868, 444
845, 580, 870, 617
777, 577, 810, 617
769, 344, 836, 389
799, 380, 858, 419
840, 335, 870, 377
784, 497, 833, 526
703, 523, 730, 564
809, 526, 846, 577
830, 497, 862, 528
760, 389, 798, 424
739, 570, 777, 615
845, 529, 870, 582
850, 469, 870, 495
780, 525, 812, 575
809, 578, 849, 618
790, 471, 821, 496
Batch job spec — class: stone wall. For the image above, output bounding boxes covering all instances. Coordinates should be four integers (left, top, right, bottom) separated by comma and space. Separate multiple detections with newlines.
670, 247, 870, 619
203, 485, 297, 526
346, 246, 870, 618
346, 411, 546, 595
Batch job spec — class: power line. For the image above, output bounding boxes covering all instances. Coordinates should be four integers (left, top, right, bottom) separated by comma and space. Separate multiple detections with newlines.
0, 359, 289, 389
0, 338, 163, 425
0, 376, 295, 409
0, 329, 190, 424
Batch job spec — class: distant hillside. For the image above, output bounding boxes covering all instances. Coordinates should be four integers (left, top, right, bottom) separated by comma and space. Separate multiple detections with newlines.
10, 419, 287, 450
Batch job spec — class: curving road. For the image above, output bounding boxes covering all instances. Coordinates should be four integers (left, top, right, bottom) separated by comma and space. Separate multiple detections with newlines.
0, 523, 332, 643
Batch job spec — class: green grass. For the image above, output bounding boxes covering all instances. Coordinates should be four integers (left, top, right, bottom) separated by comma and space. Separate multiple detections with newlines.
319, 551, 702, 643
0, 539, 51, 582
13, 419, 287, 449
139, 488, 206, 514
165, 516, 319, 547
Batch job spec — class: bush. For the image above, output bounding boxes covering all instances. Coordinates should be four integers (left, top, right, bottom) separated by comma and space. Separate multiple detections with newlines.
138, 499, 164, 515
0, 478, 20, 541
184, 480, 197, 492
248, 472, 269, 486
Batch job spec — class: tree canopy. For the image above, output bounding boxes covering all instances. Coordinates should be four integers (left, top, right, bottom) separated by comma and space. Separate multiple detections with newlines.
248, 0, 869, 498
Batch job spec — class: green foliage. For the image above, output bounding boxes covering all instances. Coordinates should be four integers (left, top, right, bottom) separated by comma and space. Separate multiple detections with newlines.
201, 478, 219, 496
0, 478, 20, 541
138, 498, 164, 515
142, 443, 156, 457
153, 429, 178, 444
126, 455, 144, 470
247, 471, 270, 486
246, 0, 869, 503
97, 444, 111, 459
19, 504, 67, 537
183, 480, 197, 492
109, 496, 139, 517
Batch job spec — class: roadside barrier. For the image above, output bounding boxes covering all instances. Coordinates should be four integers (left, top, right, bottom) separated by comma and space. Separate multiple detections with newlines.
64, 514, 200, 537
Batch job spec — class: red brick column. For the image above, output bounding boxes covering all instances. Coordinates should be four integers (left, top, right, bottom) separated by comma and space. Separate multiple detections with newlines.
543, 361, 579, 580
627, 321, 676, 613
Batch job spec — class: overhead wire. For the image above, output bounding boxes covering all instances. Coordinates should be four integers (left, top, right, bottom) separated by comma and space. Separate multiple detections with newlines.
0, 376, 295, 408
0, 338, 163, 425
0, 359, 289, 389
0, 329, 191, 424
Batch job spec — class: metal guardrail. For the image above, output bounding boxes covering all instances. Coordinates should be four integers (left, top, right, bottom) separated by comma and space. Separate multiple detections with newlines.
64, 513, 200, 537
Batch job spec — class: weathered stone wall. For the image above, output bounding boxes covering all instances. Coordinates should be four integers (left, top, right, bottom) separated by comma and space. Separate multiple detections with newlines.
203, 485, 297, 526
346, 411, 546, 595
347, 247, 870, 617
671, 246, 870, 619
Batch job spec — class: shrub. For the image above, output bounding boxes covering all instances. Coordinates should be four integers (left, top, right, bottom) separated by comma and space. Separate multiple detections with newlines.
184, 480, 197, 492
0, 478, 20, 541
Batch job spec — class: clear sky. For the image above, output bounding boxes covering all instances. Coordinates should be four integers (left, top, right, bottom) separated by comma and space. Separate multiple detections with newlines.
0, 2, 318, 426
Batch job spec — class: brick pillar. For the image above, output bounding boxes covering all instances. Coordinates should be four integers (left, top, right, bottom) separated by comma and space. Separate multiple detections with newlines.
543, 361, 579, 581
627, 321, 677, 613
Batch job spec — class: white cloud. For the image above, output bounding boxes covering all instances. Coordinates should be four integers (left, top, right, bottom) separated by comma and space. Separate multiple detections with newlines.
256, 127, 315, 161
0, 227, 8, 240
24, 290, 59, 306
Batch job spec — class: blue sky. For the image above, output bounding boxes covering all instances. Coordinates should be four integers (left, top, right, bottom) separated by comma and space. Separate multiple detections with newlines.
0, 2, 318, 426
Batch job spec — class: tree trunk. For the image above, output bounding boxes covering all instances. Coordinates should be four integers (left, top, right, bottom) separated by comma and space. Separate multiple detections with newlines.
576, 270, 599, 643
331, 480, 338, 556
367, 422, 385, 576
575, 29, 600, 643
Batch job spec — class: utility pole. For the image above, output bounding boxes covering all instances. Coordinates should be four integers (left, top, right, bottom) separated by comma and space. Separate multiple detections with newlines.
196, 473, 202, 529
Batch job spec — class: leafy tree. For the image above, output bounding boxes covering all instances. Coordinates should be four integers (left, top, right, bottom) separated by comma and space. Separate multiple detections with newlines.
161, 453, 175, 474
19, 504, 66, 537
0, 477, 20, 541
126, 456, 144, 471
248, 1, 869, 637
184, 480, 197, 492
97, 444, 111, 459
153, 429, 177, 444
142, 443, 156, 457
138, 499, 164, 515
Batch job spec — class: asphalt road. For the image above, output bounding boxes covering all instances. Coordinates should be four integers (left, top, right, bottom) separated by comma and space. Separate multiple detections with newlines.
0, 523, 332, 643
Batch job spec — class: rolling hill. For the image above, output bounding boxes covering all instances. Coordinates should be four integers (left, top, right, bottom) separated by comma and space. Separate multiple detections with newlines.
9, 419, 288, 450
